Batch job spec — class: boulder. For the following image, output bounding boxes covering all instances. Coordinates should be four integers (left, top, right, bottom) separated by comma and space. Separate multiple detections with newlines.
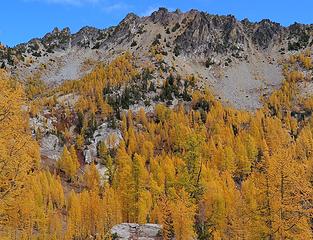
111, 223, 162, 240
30, 113, 56, 136
83, 148, 93, 164
92, 122, 122, 149
40, 134, 62, 160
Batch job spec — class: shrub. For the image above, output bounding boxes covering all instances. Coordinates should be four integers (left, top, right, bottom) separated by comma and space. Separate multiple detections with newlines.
174, 45, 180, 57
131, 41, 137, 47
205, 58, 214, 68
172, 23, 181, 32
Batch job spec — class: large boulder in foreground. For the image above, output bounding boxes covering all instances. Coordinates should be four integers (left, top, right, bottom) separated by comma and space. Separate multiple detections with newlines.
111, 223, 162, 240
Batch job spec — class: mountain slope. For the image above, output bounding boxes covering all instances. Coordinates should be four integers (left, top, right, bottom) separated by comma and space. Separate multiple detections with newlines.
1, 8, 313, 109
2, 8, 313, 240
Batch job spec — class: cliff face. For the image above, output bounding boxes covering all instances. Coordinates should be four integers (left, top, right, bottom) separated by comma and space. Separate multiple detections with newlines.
0, 8, 312, 110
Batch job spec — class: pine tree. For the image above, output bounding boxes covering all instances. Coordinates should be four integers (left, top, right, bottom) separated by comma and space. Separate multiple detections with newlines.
253, 147, 313, 239
57, 146, 78, 181
0, 71, 40, 228
98, 141, 110, 165
169, 190, 196, 240
76, 134, 84, 150
130, 154, 151, 223
84, 164, 100, 191
67, 190, 82, 238
154, 196, 175, 240
114, 141, 133, 221
69, 145, 80, 173
103, 186, 122, 233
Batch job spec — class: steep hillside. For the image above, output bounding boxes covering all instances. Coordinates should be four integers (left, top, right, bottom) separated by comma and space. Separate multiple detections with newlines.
1, 8, 313, 109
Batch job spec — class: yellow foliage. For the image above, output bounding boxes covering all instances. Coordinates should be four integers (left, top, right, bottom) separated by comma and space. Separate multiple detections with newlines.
0, 71, 40, 228
3, 51, 313, 239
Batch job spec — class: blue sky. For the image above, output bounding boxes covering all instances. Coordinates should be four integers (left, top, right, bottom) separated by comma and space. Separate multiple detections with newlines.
2, 0, 313, 47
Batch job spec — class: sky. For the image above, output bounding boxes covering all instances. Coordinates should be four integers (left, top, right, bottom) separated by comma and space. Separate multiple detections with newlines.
1, 0, 313, 47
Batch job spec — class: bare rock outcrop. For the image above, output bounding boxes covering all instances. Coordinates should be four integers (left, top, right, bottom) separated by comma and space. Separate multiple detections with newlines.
40, 134, 62, 160
111, 223, 162, 240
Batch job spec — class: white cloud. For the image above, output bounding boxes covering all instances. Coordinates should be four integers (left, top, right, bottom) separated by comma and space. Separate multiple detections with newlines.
25, 0, 133, 11
25, 0, 100, 6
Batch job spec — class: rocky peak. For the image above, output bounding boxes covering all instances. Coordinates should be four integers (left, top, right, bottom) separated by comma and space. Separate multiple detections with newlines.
252, 19, 284, 48
52, 27, 60, 34
121, 12, 139, 24
71, 26, 103, 48
150, 7, 169, 22
111, 13, 140, 43
174, 11, 248, 56
174, 8, 182, 14
287, 23, 313, 50
42, 27, 71, 51
43, 27, 71, 40
241, 18, 253, 26
74, 26, 99, 36
289, 22, 311, 34
149, 7, 182, 25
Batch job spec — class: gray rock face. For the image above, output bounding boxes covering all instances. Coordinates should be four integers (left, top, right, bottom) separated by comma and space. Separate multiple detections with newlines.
83, 122, 122, 163
40, 134, 62, 160
72, 26, 106, 48
150, 7, 180, 25
111, 223, 162, 240
174, 12, 287, 56
83, 148, 93, 164
92, 122, 122, 149
30, 113, 56, 135
30, 112, 62, 160
252, 19, 284, 48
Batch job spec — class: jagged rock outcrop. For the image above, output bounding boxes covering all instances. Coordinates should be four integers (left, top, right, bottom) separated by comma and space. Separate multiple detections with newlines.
42, 27, 71, 51
251, 19, 284, 48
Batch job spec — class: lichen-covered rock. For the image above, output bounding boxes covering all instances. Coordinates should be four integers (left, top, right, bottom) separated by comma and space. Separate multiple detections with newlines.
30, 113, 56, 136
40, 134, 62, 160
111, 223, 162, 240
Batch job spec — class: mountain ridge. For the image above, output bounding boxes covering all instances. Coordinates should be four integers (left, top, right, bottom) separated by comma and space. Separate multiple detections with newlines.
0, 7, 312, 110
3, 8, 313, 50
